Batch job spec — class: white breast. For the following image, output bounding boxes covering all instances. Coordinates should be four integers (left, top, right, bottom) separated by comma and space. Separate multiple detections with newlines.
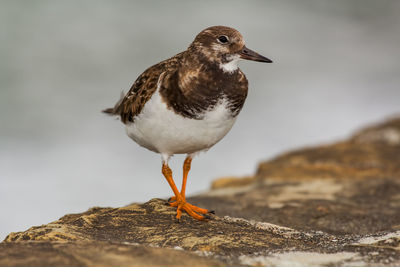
125, 89, 237, 156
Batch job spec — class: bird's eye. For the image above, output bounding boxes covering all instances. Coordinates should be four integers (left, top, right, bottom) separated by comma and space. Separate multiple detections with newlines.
217, 35, 229, 44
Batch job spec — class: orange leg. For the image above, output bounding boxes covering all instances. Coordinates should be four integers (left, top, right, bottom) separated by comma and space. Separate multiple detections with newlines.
169, 156, 192, 202
181, 156, 192, 199
162, 160, 209, 220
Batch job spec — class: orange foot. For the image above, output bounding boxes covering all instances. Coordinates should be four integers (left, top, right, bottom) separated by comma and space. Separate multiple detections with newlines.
168, 197, 213, 221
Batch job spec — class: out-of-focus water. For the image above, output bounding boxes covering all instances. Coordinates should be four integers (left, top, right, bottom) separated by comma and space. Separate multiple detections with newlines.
1, 0, 399, 240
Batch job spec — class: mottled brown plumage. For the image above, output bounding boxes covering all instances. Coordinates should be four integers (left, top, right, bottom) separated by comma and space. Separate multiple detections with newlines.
103, 52, 184, 123
103, 26, 272, 221
103, 25, 270, 122
158, 55, 248, 119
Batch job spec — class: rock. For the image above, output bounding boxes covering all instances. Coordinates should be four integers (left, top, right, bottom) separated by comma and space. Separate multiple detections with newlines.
0, 241, 226, 267
210, 176, 255, 189
2, 117, 400, 266
257, 117, 400, 182
194, 117, 400, 236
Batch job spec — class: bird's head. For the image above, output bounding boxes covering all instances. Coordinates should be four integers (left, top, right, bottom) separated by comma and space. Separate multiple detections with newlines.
189, 26, 272, 73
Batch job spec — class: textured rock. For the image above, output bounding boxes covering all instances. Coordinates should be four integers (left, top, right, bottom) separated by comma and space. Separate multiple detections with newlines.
199, 117, 400, 235
257, 116, 400, 181
4, 199, 314, 251
210, 176, 255, 189
0, 241, 226, 267
2, 117, 400, 266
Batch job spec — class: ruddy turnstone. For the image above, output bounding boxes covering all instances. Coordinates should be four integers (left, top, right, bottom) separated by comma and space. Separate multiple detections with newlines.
103, 26, 272, 220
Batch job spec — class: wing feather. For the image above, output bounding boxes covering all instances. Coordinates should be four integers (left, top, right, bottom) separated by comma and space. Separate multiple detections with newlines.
103, 52, 183, 123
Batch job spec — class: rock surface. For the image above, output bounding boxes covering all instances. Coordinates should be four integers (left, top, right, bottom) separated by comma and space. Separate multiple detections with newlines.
2, 117, 400, 266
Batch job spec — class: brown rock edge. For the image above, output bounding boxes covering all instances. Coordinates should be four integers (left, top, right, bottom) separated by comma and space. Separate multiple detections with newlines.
2, 117, 400, 266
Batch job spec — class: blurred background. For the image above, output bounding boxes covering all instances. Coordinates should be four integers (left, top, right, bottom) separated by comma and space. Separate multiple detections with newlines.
1, 0, 399, 240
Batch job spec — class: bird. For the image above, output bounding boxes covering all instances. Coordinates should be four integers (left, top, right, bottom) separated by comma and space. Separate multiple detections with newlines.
103, 25, 272, 221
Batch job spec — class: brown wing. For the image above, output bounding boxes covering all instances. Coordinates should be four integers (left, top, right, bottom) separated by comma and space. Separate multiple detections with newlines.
103, 52, 183, 124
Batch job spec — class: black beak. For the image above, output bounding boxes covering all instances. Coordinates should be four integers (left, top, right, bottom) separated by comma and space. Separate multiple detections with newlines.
239, 46, 272, 63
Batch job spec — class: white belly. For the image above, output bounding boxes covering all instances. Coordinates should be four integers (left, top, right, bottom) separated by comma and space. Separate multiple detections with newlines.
125, 90, 237, 155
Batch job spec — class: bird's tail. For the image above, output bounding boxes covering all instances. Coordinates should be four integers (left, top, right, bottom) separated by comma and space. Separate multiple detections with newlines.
102, 107, 115, 114
102, 91, 125, 116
